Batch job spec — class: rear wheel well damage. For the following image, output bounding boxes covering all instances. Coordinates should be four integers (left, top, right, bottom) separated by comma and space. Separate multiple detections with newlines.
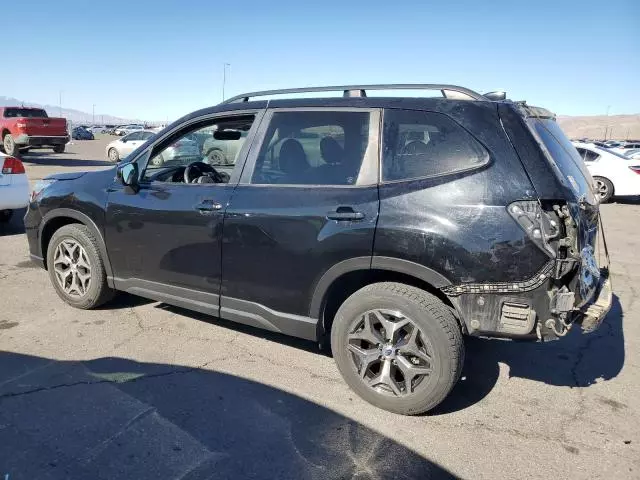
317, 269, 464, 345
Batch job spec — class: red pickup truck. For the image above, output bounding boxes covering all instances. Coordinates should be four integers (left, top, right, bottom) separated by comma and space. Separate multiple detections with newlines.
0, 107, 69, 156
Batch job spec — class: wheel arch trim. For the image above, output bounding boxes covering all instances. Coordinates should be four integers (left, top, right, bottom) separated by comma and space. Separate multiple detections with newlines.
39, 208, 115, 287
309, 256, 452, 319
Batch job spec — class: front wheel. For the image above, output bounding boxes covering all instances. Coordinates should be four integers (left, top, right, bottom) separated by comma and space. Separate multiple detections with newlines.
593, 176, 614, 203
331, 282, 464, 415
53, 144, 65, 154
46, 224, 115, 309
108, 148, 120, 163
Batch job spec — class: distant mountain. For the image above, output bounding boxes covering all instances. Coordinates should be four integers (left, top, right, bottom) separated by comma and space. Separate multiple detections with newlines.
557, 114, 640, 141
0, 96, 149, 126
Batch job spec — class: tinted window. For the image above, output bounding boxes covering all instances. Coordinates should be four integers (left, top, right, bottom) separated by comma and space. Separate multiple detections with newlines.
141, 131, 156, 140
382, 110, 489, 182
251, 111, 371, 185
529, 119, 595, 203
4, 108, 48, 118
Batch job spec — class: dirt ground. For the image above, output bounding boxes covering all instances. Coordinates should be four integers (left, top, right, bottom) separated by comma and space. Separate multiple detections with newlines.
0, 136, 638, 479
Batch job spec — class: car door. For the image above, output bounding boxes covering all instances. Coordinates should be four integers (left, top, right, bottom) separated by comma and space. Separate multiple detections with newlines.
219, 108, 380, 339
104, 110, 263, 312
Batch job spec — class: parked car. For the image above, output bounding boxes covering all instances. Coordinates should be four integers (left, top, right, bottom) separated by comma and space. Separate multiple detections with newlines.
0, 107, 69, 155
624, 148, 640, 160
71, 126, 94, 140
105, 130, 156, 162
88, 125, 107, 134
0, 153, 29, 223
114, 124, 145, 136
574, 142, 640, 202
25, 84, 611, 415
611, 142, 640, 155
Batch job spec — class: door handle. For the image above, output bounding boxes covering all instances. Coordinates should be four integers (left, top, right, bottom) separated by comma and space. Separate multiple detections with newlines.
195, 200, 223, 214
327, 207, 365, 221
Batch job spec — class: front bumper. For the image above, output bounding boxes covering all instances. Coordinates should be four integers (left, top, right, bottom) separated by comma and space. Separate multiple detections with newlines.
577, 269, 612, 333
15, 134, 70, 147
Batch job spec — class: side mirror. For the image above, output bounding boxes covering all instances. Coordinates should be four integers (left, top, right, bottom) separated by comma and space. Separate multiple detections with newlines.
121, 137, 127, 143
118, 163, 139, 193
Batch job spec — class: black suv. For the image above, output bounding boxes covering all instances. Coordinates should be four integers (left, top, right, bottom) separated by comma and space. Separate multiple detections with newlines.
25, 84, 612, 415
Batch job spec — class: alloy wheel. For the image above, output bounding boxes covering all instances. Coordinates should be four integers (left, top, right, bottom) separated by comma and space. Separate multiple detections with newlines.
594, 179, 609, 199
346, 309, 434, 397
53, 240, 92, 297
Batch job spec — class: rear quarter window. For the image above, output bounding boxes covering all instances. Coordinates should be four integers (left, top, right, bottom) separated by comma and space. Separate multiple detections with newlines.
382, 109, 489, 182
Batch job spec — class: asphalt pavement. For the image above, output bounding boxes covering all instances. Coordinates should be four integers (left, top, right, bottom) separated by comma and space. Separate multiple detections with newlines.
0, 136, 638, 479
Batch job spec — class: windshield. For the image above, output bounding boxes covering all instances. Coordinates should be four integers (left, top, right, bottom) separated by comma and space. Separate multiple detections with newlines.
4, 108, 48, 118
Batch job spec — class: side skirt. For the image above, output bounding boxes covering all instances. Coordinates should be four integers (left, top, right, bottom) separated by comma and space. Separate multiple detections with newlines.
112, 278, 318, 341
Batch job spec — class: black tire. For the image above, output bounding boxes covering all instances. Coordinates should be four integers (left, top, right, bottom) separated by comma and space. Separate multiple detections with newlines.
3, 134, 18, 156
46, 224, 115, 309
593, 176, 614, 203
331, 282, 464, 415
53, 144, 65, 154
0, 210, 13, 223
108, 147, 120, 163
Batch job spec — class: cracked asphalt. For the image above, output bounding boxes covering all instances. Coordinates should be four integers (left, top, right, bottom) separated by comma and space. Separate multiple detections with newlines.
0, 137, 638, 479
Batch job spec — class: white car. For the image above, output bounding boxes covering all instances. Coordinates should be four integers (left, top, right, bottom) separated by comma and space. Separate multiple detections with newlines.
0, 153, 29, 222
114, 124, 145, 136
573, 142, 640, 202
106, 130, 156, 162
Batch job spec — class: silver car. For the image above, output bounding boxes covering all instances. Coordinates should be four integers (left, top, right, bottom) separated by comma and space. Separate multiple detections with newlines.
106, 130, 156, 162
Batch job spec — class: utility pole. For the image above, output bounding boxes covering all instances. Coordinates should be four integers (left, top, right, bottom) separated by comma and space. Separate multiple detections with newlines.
59, 90, 63, 117
604, 105, 610, 140
222, 63, 230, 101
92, 104, 96, 126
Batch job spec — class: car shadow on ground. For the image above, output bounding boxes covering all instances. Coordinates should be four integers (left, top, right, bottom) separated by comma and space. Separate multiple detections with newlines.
0, 351, 455, 480
133, 293, 625, 415
0, 207, 26, 237
433, 294, 625, 415
613, 196, 640, 205
20, 151, 112, 167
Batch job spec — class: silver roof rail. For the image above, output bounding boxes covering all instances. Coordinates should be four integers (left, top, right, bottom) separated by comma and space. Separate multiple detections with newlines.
221, 84, 487, 104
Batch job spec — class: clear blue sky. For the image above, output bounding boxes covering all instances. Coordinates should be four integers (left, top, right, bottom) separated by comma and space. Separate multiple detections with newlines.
2, 0, 638, 121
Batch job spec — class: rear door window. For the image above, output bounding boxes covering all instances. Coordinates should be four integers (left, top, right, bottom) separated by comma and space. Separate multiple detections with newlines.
382, 109, 489, 182
528, 119, 596, 203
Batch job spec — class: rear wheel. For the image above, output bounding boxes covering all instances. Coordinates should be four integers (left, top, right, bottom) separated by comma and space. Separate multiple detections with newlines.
3, 134, 18, 156
331, 282, 463, 415
593, 176, 614, 203
53, 144, 65, 154
46, 224, 115, 309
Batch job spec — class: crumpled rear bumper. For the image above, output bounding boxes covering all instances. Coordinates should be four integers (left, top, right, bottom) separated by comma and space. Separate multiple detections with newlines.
577, 269, 612, 333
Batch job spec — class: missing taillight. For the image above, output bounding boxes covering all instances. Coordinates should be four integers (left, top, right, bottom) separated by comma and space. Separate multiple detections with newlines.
507, 200, 558, 257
